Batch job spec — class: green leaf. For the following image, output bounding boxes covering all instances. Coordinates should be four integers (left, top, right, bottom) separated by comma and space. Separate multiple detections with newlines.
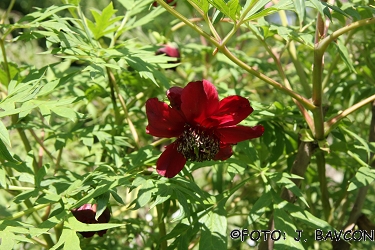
35, 165, 48, 187
0, 231, 16, 250
242, 0, 272, 20
340, 125, 371, 159
118, 0, 153, 14
333, 38, 356, 73
244, 0, 293, 21
95, 192, 110, 220
50, 225, 68, 250
0, 121, 11, 148
188, 0, 210, 13
0, 166, 7, 188
248, 190, 272, 225
199, 206, 227, 250
65, 215, 124, 232
268, 173, 308, 207
308, 0, 327, 22
130, 5, 166, 29
51, 107, 77, 122
18, 5, 75, 24
294, 0, 305, 24
110, 190, 125, 205
207, 0, 241, 21
63, 229, 81, 250
150, 183, 173, 209
273, 203, 305, 249
0, 139, 19, 163
321, 1, 350, 18
37, 79, 60, 97
348, 167, 375, 191
86, 2, 123, 39
173, 189, 190, 221
134, 179, 156, 209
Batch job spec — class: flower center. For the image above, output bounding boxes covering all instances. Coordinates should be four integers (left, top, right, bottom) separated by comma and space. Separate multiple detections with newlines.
176, 125, 220, 162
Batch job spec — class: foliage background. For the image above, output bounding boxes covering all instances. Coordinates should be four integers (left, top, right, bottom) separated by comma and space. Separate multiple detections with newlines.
1, 0, 375, 249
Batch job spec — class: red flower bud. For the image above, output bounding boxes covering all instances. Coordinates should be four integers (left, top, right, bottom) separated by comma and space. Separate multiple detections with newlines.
71, 204, 111, 238
156, 45, 180, 70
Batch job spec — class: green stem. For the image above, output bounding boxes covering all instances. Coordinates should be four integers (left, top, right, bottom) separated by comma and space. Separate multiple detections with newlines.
156, 0, 217, 46
110, 11, 130, 47
28, 128, 55, 161
13, 118, 39, 173
107, 68, 139, 148
6, 185, 35, 191
3, 203, 49, 220
107, 67, 121, 127
220, 46, 315, 111
288, 41, 311, 97
325, 94, 375, 136
312, 48, 324, 140
156, 204, 167, 250
205, 12, 221, 42
247, 24, 315, 132
277, 7, 311, 96
317, 17, 375, 54
0, 0, 15, 25
316, 150, 332, 223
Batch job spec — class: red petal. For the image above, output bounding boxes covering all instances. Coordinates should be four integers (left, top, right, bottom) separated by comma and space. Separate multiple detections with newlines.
203, 96, 253, 127
156, 45, 180, 58
146, 98, 185, 138
167, 86, 183, 109
214, 144, 233, 160
181, 80, 219, 124
156, 143, 186, 178
216, 125, 265, 144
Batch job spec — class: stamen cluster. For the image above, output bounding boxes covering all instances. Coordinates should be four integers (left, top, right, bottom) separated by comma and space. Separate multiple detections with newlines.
176, 125, 220, 162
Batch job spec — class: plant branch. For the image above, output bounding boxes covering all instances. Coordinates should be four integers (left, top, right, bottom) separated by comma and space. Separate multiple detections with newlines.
316, 150, 332, 223
171, 17, 233, 32
28, 128, 55, 162
325, 94, 375, 135
312, 1, 329, 140
156, 0, 219, 46
248, 24, 315, 132
107, 67, 139, 148
0, 0, 15, 25
156, 204, 167, 250
317, 17, 375, 54
220, 46, 315, 111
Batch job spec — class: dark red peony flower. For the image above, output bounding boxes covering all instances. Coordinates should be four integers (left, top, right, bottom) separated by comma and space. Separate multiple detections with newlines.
71, 204, 111, 238
146, 80, 264, 178
153, 0, 177, 7
156, 45, 180, 70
